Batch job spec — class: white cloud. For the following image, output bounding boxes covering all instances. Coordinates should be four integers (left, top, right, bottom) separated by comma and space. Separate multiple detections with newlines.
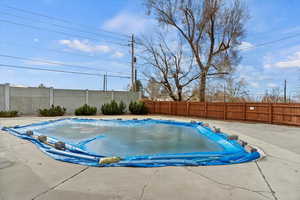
237, 41, 254, 51
250, 82, 259, 88
23, 58, 62, 66
112, 51, 124, 58
275, 59, 300, 68
265, 51, 300, 68
22, 57, 130, 76
274, 52, 300, 68
33, 38, 39, 43
59, 39, 111, 53
102, 12, 154, 35
267, 83, 278, 88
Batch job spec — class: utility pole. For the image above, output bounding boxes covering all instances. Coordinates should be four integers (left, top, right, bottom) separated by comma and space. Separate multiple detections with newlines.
131, 34, 136, 92
135, 68, 137, 91
284, 79, 287, 103
105, 73, 108, 91
102, 74, 105, 91
103, 74, 108, 91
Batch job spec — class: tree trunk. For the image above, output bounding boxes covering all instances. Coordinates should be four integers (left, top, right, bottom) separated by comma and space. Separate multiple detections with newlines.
177, 88, 182, 101
199, 72, 207, 102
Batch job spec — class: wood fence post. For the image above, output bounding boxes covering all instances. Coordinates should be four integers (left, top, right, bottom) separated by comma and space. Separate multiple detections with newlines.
159, 101, 161, 114
243, 103, 247, 120
223, 103, 227, 120
187, 102, 190, 116
269, 103, 273, 124
169, 101, 172, 115
205, 102, 208, 118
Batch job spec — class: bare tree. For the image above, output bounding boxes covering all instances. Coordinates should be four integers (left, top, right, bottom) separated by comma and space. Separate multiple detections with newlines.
140, 34, 200, 101
144, 77, 162, 100
145, 0, 248, 101
261, 88, 285, 103
38, 83, 46, 88
190, 77, 249, 102
129, 80, 143, 92
225, 77, 249, 102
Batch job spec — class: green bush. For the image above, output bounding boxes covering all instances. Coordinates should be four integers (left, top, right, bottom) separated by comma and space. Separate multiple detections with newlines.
75, 104, 97, 116
119, 101, 126, 114
101, 100, 126, 115
38, 105, 66, 116
0, 110, 18, 117
129, 101, 148, 115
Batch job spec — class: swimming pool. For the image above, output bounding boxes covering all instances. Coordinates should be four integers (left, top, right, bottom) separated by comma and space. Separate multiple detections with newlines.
2, 118, 260, 167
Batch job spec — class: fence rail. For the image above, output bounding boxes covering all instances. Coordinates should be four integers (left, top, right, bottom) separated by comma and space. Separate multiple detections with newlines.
143, 101, 300, 126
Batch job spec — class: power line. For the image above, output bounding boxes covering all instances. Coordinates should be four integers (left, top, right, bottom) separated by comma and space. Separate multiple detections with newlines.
6, 4, 300, 52
136, 32, 300, 51
0, 18, 128, 46
240, 32, 300, 51
0, 11, 127, 42
0, 54, 130, 76
0, 4, 145, 86
0, 4, 129, 38
135, 32, 300, 52
0, 63, 131, 79
136, 30, 300, 52
0, 41, 130, 65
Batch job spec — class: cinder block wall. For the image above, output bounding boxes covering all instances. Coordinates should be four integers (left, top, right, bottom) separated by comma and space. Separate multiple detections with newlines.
0, 84, 140, 115
0, 85, 5, 111
10, 87, 50, 115
88, 91, 113, 112
53, 89, 86, 114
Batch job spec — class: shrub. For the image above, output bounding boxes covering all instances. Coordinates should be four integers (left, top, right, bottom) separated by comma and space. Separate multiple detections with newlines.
129, 101, 148, 115
0, 110, 18, 117
75, 104, 97, 116
118, 101, 126, 114
101, 100, 126, 115
38, 105, 66, 116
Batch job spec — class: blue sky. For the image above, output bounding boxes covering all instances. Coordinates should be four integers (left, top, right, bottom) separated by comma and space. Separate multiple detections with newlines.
0, 0, 299, 99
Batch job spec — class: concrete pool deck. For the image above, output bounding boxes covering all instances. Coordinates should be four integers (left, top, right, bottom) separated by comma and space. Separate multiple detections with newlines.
0, 115, 299, 200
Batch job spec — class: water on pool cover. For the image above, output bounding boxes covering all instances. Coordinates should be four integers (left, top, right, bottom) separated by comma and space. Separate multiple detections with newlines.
35, 122, 223, 157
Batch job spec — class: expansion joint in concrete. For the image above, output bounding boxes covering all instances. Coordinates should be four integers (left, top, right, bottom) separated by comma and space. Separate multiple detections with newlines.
255, 161, 279, 200
31, 166, 89, 200
184, 167, 273, 200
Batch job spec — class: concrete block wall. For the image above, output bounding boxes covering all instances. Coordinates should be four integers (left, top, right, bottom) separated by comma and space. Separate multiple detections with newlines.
10, 87, 50, 115
0, 84, 5, 111
88, 91, 113, 113
53, 89, 86, 114
0, 84, 141, 115
113, 91, 140, 107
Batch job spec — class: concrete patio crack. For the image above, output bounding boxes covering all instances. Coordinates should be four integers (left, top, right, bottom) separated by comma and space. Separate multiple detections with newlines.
255, 161, 279, 200
184, 167, 273, 200
31, 166, 89, 200
138, 169, 159, 200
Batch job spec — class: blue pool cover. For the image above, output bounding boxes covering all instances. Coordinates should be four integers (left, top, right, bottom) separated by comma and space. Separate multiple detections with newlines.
2, 118, 260, 167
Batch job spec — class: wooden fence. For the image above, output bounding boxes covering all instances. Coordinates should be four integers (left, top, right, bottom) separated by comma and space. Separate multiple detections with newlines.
143, 101, 300, 126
